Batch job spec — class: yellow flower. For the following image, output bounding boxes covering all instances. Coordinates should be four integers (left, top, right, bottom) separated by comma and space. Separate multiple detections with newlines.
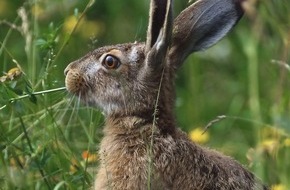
284, 138, 290, 147
0, 0, 9, 17
82, 150, 98, 163
31, 4, 45, 17
261, 126, 283, 139
7, 67, 22, 80
63, 15, 79, 34
0, 67, 22, 82
63, 15, 104, 39
69, 158, 79, 174
189, 127, 209, 144
79, 20, 104, 39
271, 184, 287, 190
261, 139, 279, 155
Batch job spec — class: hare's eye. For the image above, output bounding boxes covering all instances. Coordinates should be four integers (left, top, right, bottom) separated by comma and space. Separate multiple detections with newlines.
102, 55, 120, 69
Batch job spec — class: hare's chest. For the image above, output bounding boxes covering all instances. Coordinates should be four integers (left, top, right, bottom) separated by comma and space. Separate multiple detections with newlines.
97, 135, 156, 188
100, 134, 149, 165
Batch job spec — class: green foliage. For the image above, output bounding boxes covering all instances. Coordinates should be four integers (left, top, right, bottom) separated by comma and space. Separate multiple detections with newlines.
0, 0, 289, 189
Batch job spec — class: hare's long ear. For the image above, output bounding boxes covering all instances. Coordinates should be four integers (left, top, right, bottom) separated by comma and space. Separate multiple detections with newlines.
169, 0, 244, 69
144, 0, 172, 72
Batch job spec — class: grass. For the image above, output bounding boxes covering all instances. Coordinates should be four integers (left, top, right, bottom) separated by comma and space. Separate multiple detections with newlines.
0, 0, 290, 189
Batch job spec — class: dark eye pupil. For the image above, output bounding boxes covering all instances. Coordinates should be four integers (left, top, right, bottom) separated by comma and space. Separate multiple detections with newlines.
104, 55, 119, 69
106, 56, 114, 67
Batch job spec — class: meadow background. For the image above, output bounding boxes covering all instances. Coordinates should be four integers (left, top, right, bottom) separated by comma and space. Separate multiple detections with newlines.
0, 0, 289, 189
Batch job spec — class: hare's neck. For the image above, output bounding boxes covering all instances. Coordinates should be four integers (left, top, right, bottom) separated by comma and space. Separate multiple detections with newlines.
104, 112, 176, 136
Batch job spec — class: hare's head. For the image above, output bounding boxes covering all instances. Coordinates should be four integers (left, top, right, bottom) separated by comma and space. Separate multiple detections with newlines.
65, 0, 243, 117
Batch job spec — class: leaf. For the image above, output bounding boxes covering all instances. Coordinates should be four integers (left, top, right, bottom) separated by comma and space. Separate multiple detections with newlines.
35, 38, 47, 47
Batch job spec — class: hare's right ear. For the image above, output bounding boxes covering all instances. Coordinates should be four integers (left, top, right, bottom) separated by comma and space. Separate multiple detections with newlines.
169, 0, 244, 69
143, 0, 172, 74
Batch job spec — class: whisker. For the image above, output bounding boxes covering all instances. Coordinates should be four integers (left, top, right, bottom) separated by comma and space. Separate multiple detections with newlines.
56, 92, 75, 123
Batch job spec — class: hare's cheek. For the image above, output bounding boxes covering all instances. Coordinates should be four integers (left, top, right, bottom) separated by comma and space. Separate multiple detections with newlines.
65, 70, 89, 94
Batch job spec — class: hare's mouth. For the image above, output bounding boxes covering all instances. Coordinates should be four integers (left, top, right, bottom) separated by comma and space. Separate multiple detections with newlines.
65, 70, 90, 96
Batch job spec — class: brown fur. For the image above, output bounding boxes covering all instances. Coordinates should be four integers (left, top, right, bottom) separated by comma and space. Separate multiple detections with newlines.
64, 0, 269, 189
94, 116, 264, 190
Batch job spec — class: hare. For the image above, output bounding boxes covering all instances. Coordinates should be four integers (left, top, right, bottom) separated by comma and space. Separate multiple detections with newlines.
65, 0, 269, 189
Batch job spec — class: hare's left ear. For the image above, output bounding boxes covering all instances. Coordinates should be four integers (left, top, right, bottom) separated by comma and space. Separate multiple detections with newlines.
169, 0, 244, 69
144, 0, 172, 71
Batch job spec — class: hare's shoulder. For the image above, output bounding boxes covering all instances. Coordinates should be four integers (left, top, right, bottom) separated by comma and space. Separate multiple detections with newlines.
153, 129, 260, 189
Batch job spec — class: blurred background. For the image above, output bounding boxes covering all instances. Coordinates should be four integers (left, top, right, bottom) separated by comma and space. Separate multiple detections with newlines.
0, 0, 289, 189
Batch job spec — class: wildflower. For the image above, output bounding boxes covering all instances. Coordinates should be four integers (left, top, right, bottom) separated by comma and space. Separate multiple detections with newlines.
31, 4, 44, 18
63, 15, 78, 34
0, 67, 22, 82
189, 127, 209, 144
271, 184, 287, 190
70, 158, 79, 174
261, 126, 283, 139
82, 150, 98, 163
63, 15, 104, 39
0, 75, 7, 82
261, 139, 279, 155
0, 0, 9, 17
284, 138, 290, 147
10, 156, 25, 168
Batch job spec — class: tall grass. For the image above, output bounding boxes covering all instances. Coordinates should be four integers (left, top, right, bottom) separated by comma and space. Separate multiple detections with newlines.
0, 0, 289, 189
